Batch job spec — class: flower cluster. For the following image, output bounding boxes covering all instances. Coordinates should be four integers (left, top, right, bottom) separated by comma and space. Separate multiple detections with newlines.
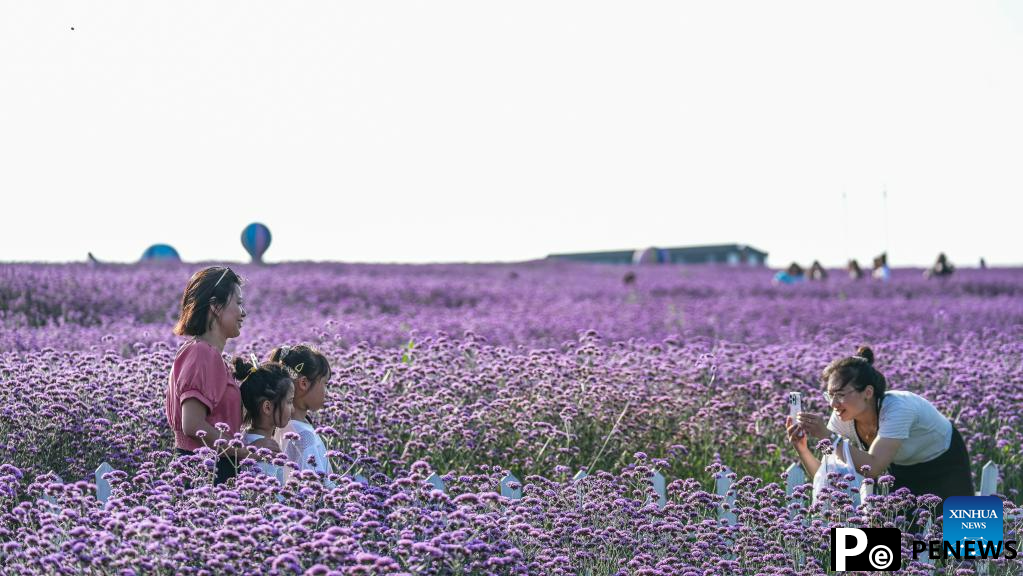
4, 454, 1017, 575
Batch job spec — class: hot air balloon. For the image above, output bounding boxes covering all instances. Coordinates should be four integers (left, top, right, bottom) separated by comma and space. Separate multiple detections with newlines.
241, 222, 272, 264
632, 247, 669, 265
140, 244, 181, 262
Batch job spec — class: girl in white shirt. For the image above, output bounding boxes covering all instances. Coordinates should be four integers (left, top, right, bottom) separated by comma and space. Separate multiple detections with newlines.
269, 344, 335, 487
787, 346, 974, 516
237, 357, 294, 485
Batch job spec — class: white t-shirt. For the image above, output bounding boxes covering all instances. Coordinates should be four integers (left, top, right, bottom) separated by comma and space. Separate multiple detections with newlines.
827, 390, 952, 466
243, 432, 285, 485
276, 419, 335, 487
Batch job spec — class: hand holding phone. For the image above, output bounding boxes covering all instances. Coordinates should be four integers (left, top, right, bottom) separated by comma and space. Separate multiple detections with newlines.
788, 392, 802, 421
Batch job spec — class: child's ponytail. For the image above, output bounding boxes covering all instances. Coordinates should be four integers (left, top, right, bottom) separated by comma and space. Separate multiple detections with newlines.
232, 356, 257, 381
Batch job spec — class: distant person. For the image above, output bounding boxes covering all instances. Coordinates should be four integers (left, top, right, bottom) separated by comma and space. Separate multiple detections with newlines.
773, 262, 805, 285
871, 253, 890, 281
979, 257, 987, 269
847, 259, 864, 280
925, 252, 955, 278
808, 260, 828, 282
787, 346, 974, 516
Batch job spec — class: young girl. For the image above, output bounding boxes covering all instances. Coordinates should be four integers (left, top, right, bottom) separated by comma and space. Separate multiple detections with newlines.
235, 356, 294, 485
268, 344, 335, 486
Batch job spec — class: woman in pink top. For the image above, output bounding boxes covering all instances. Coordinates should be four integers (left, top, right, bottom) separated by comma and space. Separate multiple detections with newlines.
166, 266, 273, 484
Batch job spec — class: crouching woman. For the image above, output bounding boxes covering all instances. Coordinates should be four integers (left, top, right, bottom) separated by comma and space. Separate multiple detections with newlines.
786, 346, 974, 514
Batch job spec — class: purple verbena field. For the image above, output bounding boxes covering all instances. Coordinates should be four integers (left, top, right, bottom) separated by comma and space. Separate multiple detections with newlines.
1, 261, 1021, 575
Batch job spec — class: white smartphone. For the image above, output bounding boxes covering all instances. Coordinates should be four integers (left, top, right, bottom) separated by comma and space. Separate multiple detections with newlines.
788, 391, 802, 420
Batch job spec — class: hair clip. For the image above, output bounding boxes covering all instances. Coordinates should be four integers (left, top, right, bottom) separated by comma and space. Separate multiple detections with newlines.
240, 355, 260, 384
213, 267, 232, 288
293, 362, 304, 374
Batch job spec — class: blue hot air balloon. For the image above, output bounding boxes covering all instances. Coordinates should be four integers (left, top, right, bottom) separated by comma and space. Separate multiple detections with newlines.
140, 244, 181, 262
241, 222, 272, 264
632, 246, 669, 265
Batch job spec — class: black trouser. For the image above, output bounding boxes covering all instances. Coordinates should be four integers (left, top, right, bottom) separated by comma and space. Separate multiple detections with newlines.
175, 448, 237, 486
889, 425, 974, 518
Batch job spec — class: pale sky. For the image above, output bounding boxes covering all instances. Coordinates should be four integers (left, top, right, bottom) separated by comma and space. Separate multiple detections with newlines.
2, 1, 1022, 267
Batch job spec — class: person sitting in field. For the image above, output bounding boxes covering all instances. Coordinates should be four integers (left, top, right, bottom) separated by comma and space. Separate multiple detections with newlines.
924, 252, 955, 279
847, 259, 864, 280
871, 253, 890, 281
773, 262, 805, 285
808, 260, 828, 282
786, 346, 974, 516
236, 357, 294, 485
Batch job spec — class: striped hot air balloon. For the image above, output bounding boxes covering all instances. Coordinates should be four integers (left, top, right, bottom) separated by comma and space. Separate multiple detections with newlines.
241, 223, 272, 264
140, 244, 181, 262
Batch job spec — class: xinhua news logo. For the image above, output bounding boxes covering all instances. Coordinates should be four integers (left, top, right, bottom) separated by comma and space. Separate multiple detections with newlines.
831, 527, 901, 571
922, 496, 1019, 561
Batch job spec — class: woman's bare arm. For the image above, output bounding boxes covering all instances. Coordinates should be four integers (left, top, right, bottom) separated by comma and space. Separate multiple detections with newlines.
847, 437, 902, 479
787, 416, 821, 478
181, 399, 250, 460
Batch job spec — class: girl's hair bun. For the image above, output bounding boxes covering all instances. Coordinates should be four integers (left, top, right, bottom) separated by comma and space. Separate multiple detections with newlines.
854, 346, 875, 365
232, 356, 255, 380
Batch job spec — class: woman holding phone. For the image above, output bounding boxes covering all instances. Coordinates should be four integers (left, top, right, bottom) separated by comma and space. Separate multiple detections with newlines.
786, 346, 974, 513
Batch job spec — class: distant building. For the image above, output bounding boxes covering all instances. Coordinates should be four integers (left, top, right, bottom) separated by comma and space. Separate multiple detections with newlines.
547, 244, 768, 266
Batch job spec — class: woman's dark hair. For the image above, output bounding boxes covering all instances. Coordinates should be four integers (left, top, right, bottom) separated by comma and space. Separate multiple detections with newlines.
267, 344, 331, 386
821, 345, 887, 413
233, 357, 293, 427
174, 267, 244, 336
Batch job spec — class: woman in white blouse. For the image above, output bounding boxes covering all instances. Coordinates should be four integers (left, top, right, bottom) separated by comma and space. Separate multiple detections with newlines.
787, 346, 974, 514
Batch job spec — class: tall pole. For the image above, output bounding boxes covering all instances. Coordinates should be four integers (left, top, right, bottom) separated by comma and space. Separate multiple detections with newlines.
882, 185, 889, 259
842, 189, 850, 263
